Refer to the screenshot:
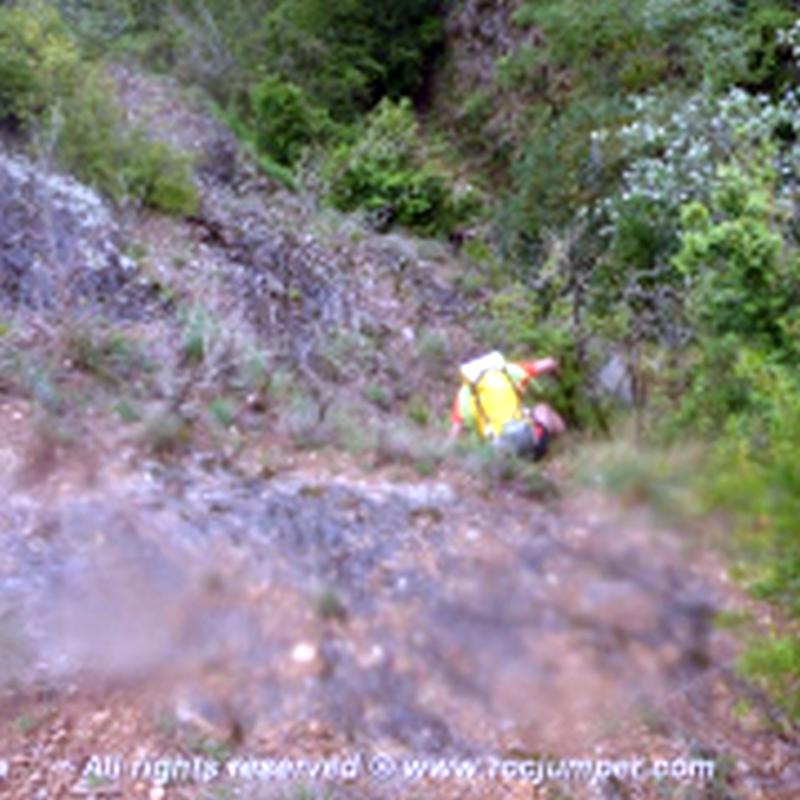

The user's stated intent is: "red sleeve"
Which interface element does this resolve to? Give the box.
[451,393,463,425]
[512,361,539,392]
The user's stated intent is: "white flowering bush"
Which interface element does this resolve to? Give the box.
[578,21,800,342]
[602,85,800,230]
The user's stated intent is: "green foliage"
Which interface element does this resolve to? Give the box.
[58,72,195,212]
[364,382,392,411]
[0,2,197,214]
[97,0,444,126]
[685,352,800,720]
[122,132,199,215]
[209,396,235,428]
[499,96,627,263]
[512,0,795,96]
[701,357,800,608]
[406,394,430,427]
[53,66,129,196]
[209,101,297,189]
[325,98,475,234]
[739,636,800,720]
[513,0,659,94]
[248,75,333,166]
[56,72,198,213]
[326,97,418,212]
[497,1,800,287]
[0,0,81,131]
[259,0,444,121]
[667,151,800,434]
[180,306,220,365]
[65,324,153,387]
[52,0,161,55]
[674,158,797,357]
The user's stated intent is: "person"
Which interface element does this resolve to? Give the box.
[447,351,565,460]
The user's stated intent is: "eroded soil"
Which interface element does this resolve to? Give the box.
[0,405,797,800]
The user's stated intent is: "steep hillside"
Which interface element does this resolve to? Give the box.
[0,2,798,798]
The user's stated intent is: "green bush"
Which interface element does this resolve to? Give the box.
[325,98,475,234]
[209,101,297,190]
[673,154,798,364]
[739,636,800,721]
[53,65,129,196]
[512,0,655,94]
[499,96,627,263]
[123,132,199,215]
[0,0,81,130]
[512,0,795,96]
[65,324,153,387]
[248,75,333,166]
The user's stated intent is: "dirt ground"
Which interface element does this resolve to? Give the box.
[0,396,798,800]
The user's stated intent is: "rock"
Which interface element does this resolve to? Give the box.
[0,151,152,315]
[396,483,457,510]
[291,642,317,665]
[174,690,233,741]
[597,353,635,406]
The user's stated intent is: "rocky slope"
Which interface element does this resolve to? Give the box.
[0,62,797,800]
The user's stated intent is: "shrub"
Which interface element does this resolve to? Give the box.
[513,0,795,96]
[141,411,192,457]
[0,0,81,131]
[122,132,199,215]
[739,636,800,721]
[209,396,235,428]
[64,324,153,387]
[406,394,430,427]
[665,152,800,437]
[64,0,445,124]
[364,383,392,411]
[700,357,800,609]
[324,98,476,235]
[54,67,130,198]
[209,101,297,189]
[499,95,627,264]
[512,0,657,94]
[0,3,197,214]
[674,162,794,357]
[248,75,333,167]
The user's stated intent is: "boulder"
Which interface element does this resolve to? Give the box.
[597,353,635,407]
[0,151,148,315]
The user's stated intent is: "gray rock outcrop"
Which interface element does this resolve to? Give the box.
[0,151,148,315]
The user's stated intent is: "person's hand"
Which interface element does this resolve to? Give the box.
[535,357,559,375]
